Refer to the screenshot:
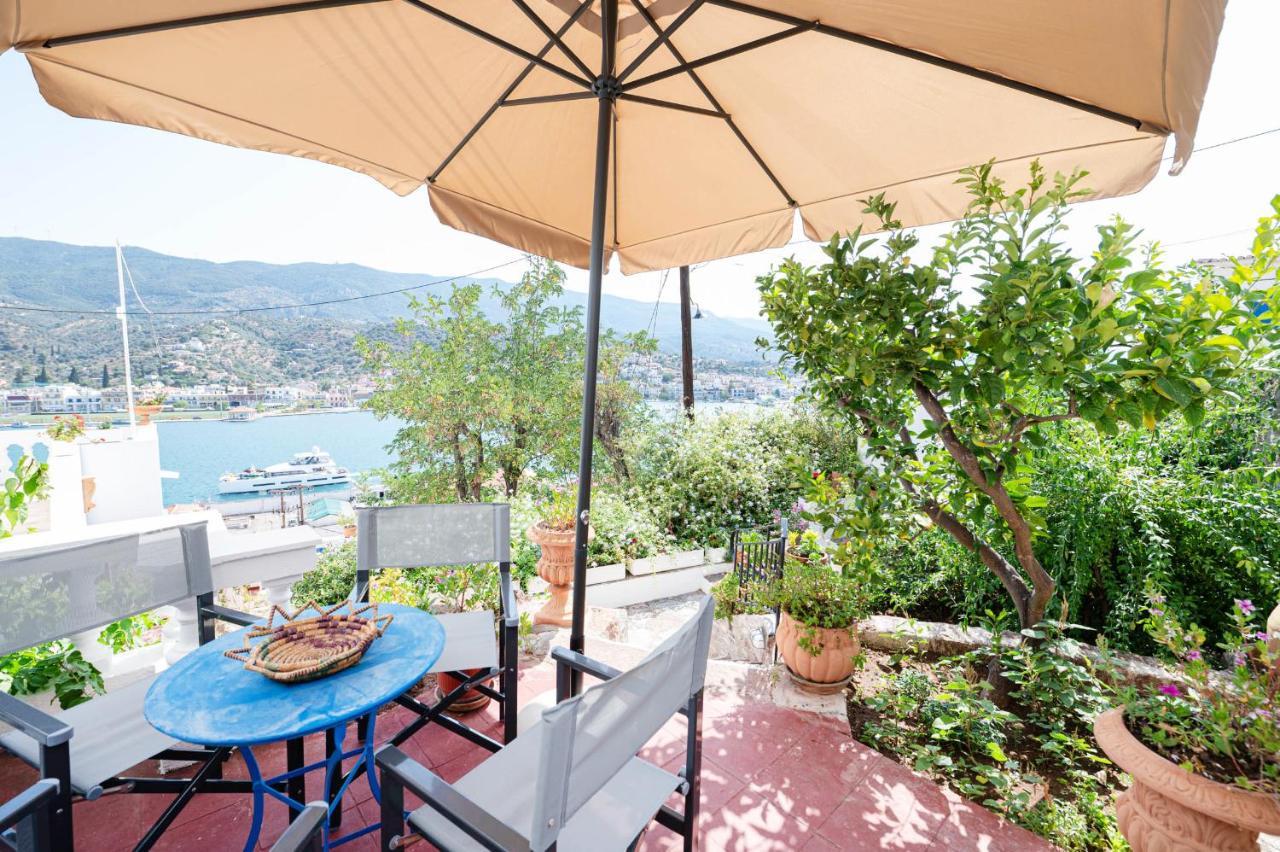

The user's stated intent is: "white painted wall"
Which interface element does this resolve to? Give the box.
[80,425,164,523]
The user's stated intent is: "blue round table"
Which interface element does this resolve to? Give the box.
[145,603,444,850]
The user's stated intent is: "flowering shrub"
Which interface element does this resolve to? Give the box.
[1118,593,1280,794]
[46,414,85,442]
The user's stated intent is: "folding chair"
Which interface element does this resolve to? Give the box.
[0,523,259,851]
[268,802,327,852]
[375,595,713,851]
[354,504,519,753]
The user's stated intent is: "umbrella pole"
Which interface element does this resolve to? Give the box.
[569,0,618,696]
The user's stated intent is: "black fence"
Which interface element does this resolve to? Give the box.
[729,520,787,621]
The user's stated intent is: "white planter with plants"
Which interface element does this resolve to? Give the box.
[673,549,704,569]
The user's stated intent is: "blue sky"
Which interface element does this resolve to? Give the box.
[1,3,1279,319]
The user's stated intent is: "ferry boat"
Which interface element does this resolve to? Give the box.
[217,448,350,495]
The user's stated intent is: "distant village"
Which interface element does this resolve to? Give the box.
[1,378,377,418]
[2,353,797,419]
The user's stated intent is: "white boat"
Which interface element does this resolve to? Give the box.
[217,448,350,495]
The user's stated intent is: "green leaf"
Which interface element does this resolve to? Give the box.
[986,742,1009,763]
[1203,334,1243,349]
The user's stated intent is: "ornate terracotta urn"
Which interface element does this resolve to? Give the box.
[526,523,585,628]
[1094,707,1280,851]
[775,611,858,691]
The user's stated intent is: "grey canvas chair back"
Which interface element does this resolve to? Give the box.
[0,523,212,656]
[357,504,510,570]
[530,596,715,850]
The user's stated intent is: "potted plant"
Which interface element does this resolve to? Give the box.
[1094,595,1280,851]
[46,414,86,442]
[424,564,501,714]
[708,572,775,664]
[757,558,867,692]
[132,392,166,424]
[526,487,588,628]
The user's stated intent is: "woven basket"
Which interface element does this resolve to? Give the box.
[225,601,393,683]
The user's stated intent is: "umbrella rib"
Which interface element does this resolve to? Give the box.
[508,0,595,81]
[615,0,706,84]
[403,0,592,91]
[616,93,727,119]
[427,0,595,184]
[704,0,1147,131]
[623,23,815,91]
[503,92,597,107]
[627,0,796,206]
[40,0,389,48]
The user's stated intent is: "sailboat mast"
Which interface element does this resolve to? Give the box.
[116,241,137,428]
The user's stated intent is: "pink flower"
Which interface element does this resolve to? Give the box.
[1158,684,1182,698]
[1233,652,1248,668]
[1185,649,1202,661]
[1236,599,1256,615]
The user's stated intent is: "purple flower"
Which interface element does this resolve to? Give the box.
[1255,632,1270,641]
[1237,599,1256,615]
[1158,684,1182,698]
[1233,652,1248,668]
[1185,649,1202,661]
[1150,593,1167,605]
[1149,607,1164,617]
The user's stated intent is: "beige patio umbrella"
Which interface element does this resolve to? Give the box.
[1,0,1227,683]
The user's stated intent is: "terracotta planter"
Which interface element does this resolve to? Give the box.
[1094,707,1280,851]
[342,524,357,539]
[776,610,858,687]
[436,669,491,714]
[527,523,588,628]
[132,403,162,424]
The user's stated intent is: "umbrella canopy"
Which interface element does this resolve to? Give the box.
[2,1,1224,273]
[1,0,1227,687]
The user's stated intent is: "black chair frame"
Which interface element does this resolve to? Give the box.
[353,558,519,756]
[0,599,278,852]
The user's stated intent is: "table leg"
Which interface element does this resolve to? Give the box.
[240,746,266,852]
[363,711,382,805]
[287,738,305,823]
[325,726,343,830]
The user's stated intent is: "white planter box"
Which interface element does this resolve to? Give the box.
[102,642,164,679]
[586,563,626,585]
[674,549,704,569]
[627,553,678,575]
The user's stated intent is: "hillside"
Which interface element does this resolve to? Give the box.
[0,237,774,372]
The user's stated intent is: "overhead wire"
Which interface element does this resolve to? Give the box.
[3,124,1278,318]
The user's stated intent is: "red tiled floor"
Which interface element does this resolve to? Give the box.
[813,755,951,850]
[12,656,1058,851]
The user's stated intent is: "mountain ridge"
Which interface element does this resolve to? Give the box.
[0,236,773,362]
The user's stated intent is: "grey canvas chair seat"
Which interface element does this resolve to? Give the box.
[0,676,175,799]
[377,595,714,852]
[408,717,682,851]
[429,611,498,675]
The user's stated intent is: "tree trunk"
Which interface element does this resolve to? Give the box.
[912,380,1056,630]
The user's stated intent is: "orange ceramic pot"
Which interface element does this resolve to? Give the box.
[132,404,162,425]
[1094,707,1280,851]
[436,669,492,714]
[526,523,588,628]
[775,611,858,685]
